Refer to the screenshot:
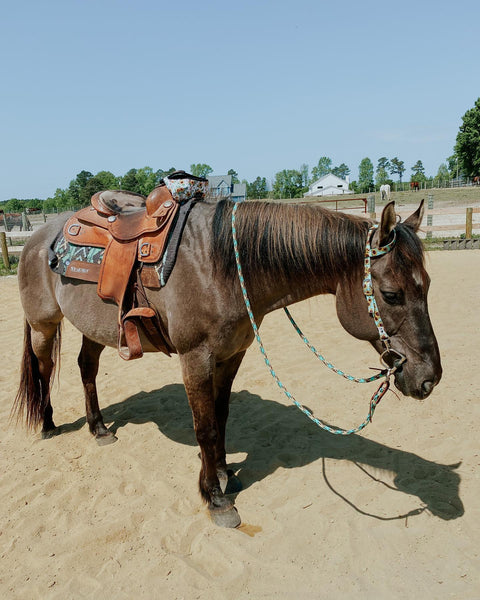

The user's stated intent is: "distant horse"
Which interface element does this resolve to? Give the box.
[380,184,391,202]
[410,181,420,191]
[13,198,442,527]
[473,176,480,186]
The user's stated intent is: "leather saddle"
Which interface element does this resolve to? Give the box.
[62,182,185,360]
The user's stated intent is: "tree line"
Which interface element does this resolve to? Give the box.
[2,97,480,210]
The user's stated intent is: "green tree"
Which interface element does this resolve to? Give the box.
[68,170,93,204]
[272,169,305,199]
[48,188,71,211]
[299,163,309,187]
[79,171,118,205]
[43,197,57,213]
[310,156,332,181]
[390,157,406,182]
[190,163,213,178]
[411,160,426,181]
[246,176,268,199]
[455,97,480,177]
[433,163,450,186]
[358,158,374,193]
[121,168,140,193]
[377,157,390,171]
[136,166,157,196]
[375,167,389,186]
[27,198,43,210]
[227,169,240,184]
[155,167,176,182]
[376,157,390,186]
[446,154,460,178]
[331,163,350,179]
[5,198,24,212]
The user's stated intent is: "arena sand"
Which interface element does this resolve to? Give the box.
[0,250,479,599]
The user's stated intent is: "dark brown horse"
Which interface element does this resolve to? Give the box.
[13,199,442,527]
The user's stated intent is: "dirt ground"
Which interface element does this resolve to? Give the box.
[1,247,479,599]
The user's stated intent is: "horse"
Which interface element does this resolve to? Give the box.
[473,176,480,186]
[410,181,420,191]
[380,184,391,202]
[13,197,442,527]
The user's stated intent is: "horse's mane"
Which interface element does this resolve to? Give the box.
[212,200,369,290]
[211,200,426,291]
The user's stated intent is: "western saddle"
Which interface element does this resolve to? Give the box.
[61,171,207,360]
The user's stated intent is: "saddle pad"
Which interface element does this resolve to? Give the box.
[49,235,105,282]
[48,197,196,288]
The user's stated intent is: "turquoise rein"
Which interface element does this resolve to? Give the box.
[231,201,399,436]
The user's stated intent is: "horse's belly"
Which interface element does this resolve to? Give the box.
[56,278,169,353]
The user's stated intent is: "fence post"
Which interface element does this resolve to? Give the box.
[425,194,434,239]
[2,211,9,232]
[466,207,473,239]
[367,195,376,219]
[0,232,10,270]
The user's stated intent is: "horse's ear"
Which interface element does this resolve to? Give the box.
[403,199,424,232]
[379,201,396,246]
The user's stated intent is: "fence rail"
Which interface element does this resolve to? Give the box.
[2,202,480,269]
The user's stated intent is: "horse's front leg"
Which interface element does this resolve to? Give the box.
[180,348,241,528]
[214,352,245,495]
[78,336,117,445]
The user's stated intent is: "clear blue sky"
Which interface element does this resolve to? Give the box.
[1,0,478,200]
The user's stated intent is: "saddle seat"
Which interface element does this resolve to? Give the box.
[92,190,147,215]
[63,184,180,360]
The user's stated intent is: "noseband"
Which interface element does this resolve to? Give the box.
[231,203,405,435]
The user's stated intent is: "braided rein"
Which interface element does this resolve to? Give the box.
[231,201,404,436]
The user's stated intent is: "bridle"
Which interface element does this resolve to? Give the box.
[231,202,406,435]
[363,224,407,376]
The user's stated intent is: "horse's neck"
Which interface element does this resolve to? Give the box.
[256,269,338,315]
[248,210,363,314]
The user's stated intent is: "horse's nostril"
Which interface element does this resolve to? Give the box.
[422,380,434,396]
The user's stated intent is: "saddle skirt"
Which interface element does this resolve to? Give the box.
[49,171,208,360]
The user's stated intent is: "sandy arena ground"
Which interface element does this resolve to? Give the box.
[0,250,479,599]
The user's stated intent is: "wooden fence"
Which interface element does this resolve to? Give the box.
[395,206,480,238]
[2,204,480,269]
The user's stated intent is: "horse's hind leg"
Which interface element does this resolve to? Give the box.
[13,320,62,438]
[32,326,59,438]
[78,336,117,446]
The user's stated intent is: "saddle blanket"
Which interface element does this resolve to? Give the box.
[49,195,196,288]
[50,233,171,288]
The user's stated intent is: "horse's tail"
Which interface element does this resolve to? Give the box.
[11,320,62,430]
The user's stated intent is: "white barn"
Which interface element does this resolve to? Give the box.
[305,173,353,197]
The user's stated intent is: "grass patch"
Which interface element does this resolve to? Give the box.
[0,256,19,275]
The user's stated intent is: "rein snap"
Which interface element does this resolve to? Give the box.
[231,202,404,436]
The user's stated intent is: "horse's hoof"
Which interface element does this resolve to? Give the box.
[95,432,118,446]
[209,506,241,528]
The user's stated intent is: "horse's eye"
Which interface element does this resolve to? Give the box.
[381,290,403,305]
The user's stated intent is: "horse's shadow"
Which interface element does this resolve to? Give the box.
[59,384,463,521]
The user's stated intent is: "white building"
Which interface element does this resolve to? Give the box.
[305,173,353,197]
